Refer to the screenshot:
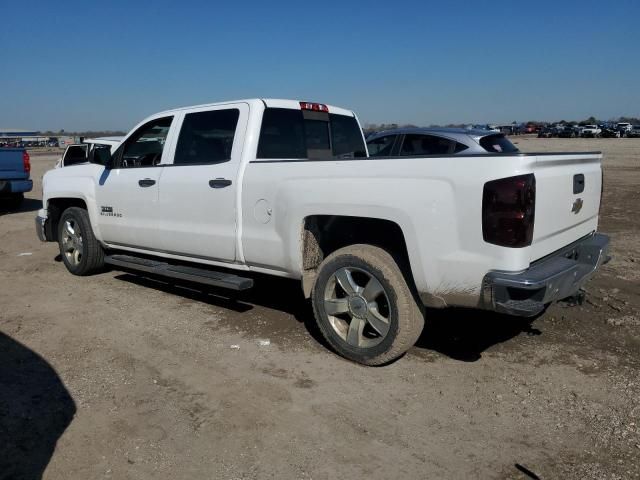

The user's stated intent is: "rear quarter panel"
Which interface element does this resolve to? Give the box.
[241,155,540,308]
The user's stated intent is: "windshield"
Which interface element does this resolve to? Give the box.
[478,134,519,154]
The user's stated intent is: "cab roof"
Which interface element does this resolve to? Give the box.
[155,98,355,118]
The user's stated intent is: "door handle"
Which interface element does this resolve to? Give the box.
[138,178,156,187]
[573,174,585,194]
[209,178,232,188]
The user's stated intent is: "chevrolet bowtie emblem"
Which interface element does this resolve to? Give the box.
[571,198,583,214]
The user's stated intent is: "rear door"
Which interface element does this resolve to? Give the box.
[530,153,602,261]
[155,103,249,262]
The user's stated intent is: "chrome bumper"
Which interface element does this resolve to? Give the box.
[35,215,48,242]
[483,233,610,317]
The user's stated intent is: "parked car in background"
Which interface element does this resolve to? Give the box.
[581,125,602,138]
[472,124,501,133]
[538,126,555,138]
[600,127,621,138]
[366,128,520,156]
[616,123,632,136]
[55,137,123,168]
[626,125,640,138]
[0,147,32,208]
[558,125,578,138]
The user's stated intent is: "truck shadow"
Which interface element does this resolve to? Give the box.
[0,331,76,479]
[414,308,541,362]
[112,272,541,363]
[113,271,321,336]
[0,197,42,215]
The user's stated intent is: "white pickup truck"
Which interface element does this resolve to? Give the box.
[581,125,602,138]
[36,99,609,365]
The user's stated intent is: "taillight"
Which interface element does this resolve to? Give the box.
[22,151,31,174]
[482,174,535,247]
[300,101,329,112]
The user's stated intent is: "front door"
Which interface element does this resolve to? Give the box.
[95,116,174,250]
[156,103,249,262]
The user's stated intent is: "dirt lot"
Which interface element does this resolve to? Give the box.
[1,137,638,479]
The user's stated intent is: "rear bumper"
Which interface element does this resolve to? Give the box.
[483,233,610,317]
[0,179,32,195]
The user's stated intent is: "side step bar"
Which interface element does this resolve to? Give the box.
[104,254,253,291]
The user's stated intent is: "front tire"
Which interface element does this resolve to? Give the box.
[58,207,105,275]
[311,244,424,365]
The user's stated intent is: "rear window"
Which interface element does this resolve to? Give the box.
[304,119,331,151]
[257,108,366,159]
[479,134,519,154]
[329,114,367,159]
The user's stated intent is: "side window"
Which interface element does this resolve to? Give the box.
[367,135,397,157]
[400,134,455,156]
[174,109,240,165]
[454,142,469,153]
[90,144,112,165]
[257,108,306,159]
[117,116,173,168]
[479,134,519,153]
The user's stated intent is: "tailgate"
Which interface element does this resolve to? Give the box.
[0,149,27,180]
[530,152,602,262]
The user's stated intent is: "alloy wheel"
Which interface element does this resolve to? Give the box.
[323,267,392,348]
[61,219,83,266]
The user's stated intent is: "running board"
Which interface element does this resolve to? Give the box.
[104,254,253,291]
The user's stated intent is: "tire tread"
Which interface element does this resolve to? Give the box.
[58,207,104,276]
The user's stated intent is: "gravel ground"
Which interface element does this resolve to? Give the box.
[0,137,638,479]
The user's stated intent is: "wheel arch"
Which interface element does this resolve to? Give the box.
[299,215,421,299]
[46,197,89,242]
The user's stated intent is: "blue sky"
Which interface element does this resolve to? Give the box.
[1,0,638,131]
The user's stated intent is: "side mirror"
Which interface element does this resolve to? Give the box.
[62,144,88,167]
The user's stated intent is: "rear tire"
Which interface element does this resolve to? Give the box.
[311,244,424,365]
[58,207,105,276]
